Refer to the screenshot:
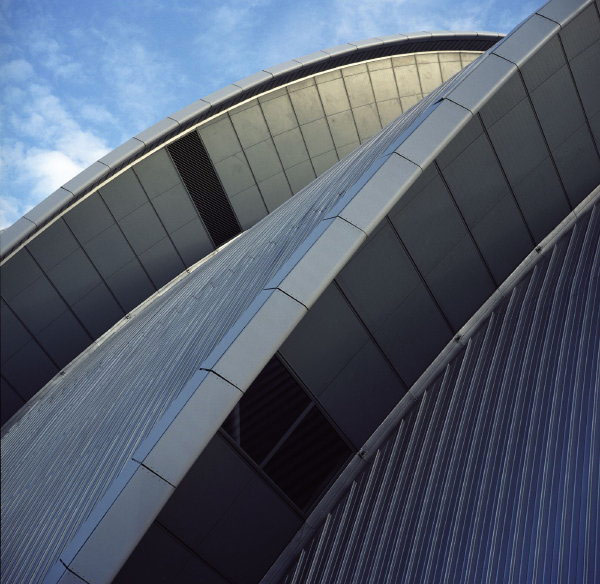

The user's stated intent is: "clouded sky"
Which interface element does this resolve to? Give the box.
[0,0,538,228]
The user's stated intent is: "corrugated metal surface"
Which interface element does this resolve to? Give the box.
[276,203,600,584]
[0,62,467,584]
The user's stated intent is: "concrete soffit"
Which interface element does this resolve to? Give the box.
[43,7,580,581]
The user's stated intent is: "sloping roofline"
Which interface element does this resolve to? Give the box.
[0,31,501,262]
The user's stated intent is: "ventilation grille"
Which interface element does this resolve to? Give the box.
[223,356,352,512]
[167,131,241,248]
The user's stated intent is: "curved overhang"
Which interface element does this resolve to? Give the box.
[0,31,500,262]
[0,34,499,424]
[1,0,600,582]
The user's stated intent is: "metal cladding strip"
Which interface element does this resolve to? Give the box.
[268,200,600,584]
[0,31,502,263]
[1,50,477,584]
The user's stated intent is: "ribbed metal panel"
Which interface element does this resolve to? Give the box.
[276,203,600,584]
[167,130,241,247]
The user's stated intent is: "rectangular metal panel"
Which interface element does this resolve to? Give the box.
[377,98,403,126]
[1,339,57,400]
[230,105,271,149]
[26,219,79,271]
[344,72,376,108]
[569,40,600,143]
[389,166,495,330]
[353,103,383,142]
[316,77,351,116]
[273,127,310,169]
[280,284,371,398]
[214,153,256,196]
[36,309,91,366]
[118,201,168,255]
[1,377,24,425]
[260,94,298,136]
[81,224,137,279]
[327,110,360,149]
[300,118,335,157]
[151,183,201,233]
[64,193,114,244]
[139,237,185,289]
[245,139,284,182]
[1,300,32,364]
[229,186,269,230]
[285,160,316,193]
[169,217,215,265]
[318,341,406,448]
[312,149,338,176]
[258,172,293,212]
[288,85,325,125]
[133,149,182,200]
[370,67,400,102]
[99,169,148,220]
[105,258,155,312]
[71,282,124,339]
[197,116,242,164]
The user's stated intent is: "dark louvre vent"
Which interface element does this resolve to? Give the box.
[223,357,310,464]
[167,131,241,247]
[264,406,351,511]
[223,355,352,512]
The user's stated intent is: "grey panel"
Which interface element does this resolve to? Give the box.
[71,283,124,339]
[1,339,57,400]
[159,433,301,584]
[273,128,310,169]
[285,160,316,194]
[344,72,375,108]
[229,186,269,230]
[37,310,91,366]
[105,258,155,312]
[393,57,422,97]
[230,105,271,149]
[195,463,301,584]
[135,118,179,147]
[301,118,335,157]
[389,167,495,329]
[26,219,79,271]
[317,77,351,116]
[81,224,137,279]
[553,123,600,206]
[64,193,114,244]
[139,237,185,289]
[152,184,199,233]
[319,341,405,448]
[416,58,443,94]
[439,118,533,281]
[570,40,600,142]
[118,202,168,255]
[337,222,453,384]
[45,248,104,305]
[134,149,182,200]
[529,65,586,150]
[99,138,144,171]
[214,153,256,196]
[484,95,570,240]
[327,110,360,149]
[245,139,284,182]
[258,172,293,212]
[0,245,45,301]
[115,523,228,584]
[353,103,382,142]
[260,94,298,136]
[312,149,338,176]
[62,161,109,197]
[370,67,400,102]
[288,85,324,125]
[0,217,36,258]
[1,300,31,364]
[280,284,371,398]
[8,273,68,334]
[377,98,403,126]
[559,3,600,59]
[170,217,214,265]
[99,169,148,220]
[1,377,23,425]
[198,118,242,163]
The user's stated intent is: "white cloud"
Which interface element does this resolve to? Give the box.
[0,58,34,82]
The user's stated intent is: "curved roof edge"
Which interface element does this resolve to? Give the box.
[0,31,501,263]
[43,0,599,580]
[260,183,600,584]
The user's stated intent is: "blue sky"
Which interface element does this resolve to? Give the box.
[0,0,538,228]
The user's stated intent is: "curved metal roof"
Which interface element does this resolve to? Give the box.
[2,0,599,581]
[0,32,500,262]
